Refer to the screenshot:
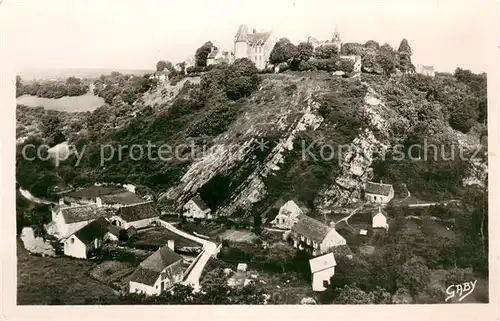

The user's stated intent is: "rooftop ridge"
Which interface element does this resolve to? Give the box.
[119,200,152,208]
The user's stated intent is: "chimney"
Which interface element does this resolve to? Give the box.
[253,29,256,34]
[380,180,383,184]
[96,197,103,207]
[167,240,175,251]
[58,198,65,205]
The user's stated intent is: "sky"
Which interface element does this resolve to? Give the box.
[3,0,497,73]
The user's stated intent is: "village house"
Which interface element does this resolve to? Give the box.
[290,214,347,256]
[339,55,362,73]
[108,201,160,229]
[234,24,275,70]
[364,181,394,204]
[63,217,116,259]
[415,64,436,77]
[307,27,342,53]
[49,203,110,238]
[207,48,235,66]
[271,200,303,229]
[182,195,212,220]
[372,207,389,230]
[309,252,336,292]
[129,244,184,296]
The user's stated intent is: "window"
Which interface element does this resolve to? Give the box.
[254,56,257,62]
[70,238,74,244]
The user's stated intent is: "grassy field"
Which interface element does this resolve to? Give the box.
[131,227,202,249]
[17,242,117,305]
[219,229,258,243]
[89,260,136,291]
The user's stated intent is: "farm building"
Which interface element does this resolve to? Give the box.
[109,201,160,229]
[63,217,116,259]
[49,204,110,238]
[271,200,302,229]
[129,245,184,296]
[62,185,144,208]
[291,215,346,256]
[364,181,394,204]
[182,195,212,220]
[372,207,389,229]
[309,252,336,292]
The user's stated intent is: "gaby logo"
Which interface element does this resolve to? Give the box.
[445,280,477,302]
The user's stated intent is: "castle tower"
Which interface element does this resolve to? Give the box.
[234,24,249,59]
[332,26,342,53]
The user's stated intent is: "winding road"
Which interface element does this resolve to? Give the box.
[158,220,218,292]
[19,188,55,205]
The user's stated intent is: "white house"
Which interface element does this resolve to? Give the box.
[364,181,394,204]
[291,214,346,256]
[182,196,212,220]
[272,200,302,229]
[415,64,436,77]
[372,207,389,229]
[309,252,336,292]
[108,201,160,229]
[63,217,115,259]
[50,204,110,238]
[339,55,362,73]
[129,245,184,296]
[207,48,235,66]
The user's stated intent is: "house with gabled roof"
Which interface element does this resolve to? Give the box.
[129,245,184,296]
[62,185,144,208]
[182,195,212,220]
[372,207,389,229]
[271,200,302,229]
[291,214,346,256]
[63,217,115,259]
[50,203,111,238]
[415,64,436,77]
[109,201,160,229]
[207,48,235,66]
[364,181,394,204]
[309,252,337,292]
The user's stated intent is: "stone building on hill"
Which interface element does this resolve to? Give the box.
[234,24,275,70]
[364,181,394,204]
[415,64,436,77]
[48,203,111,238]
[109,201,160,229]
[290,214,346,256]
[182,195,212,220]
[207,48,235,67]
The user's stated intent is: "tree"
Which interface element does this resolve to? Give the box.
[296,42,314,61]
[364,40,380,50]
[397,38,414,73]
[397,256,430,296]
[314,44,338,59]
[269,38,298,64]
[334,284,375,304]
[225,58,260,100]
[253,212,262,235]
[341,42,363,56]
[156,60,168,72]
[195,41,216,67]
[41,115,62,139]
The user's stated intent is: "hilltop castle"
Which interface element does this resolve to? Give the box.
[234,25,275,70]
[307,27,342,53]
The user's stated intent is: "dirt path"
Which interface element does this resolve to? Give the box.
[19,188,55,205]
[157,220,217,292]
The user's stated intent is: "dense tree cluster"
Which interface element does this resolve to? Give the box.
[16,76,89,98]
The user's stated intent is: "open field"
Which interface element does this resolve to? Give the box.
[89,260,136,291]
[130,226,202,249]
[219,229,258,243]
[17,241,117,305]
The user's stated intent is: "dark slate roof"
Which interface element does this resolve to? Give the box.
[235,24,249,42]
[107,223,121,237]
[292,214,336,243]
[73,217,109,245]
[130,245,183,286]
[365,182,393,196]
[100,191,144,205]
[65,186,127,199]
[247,32,271,45]
[207,49,219,59]
[61,204,110,223]
[372,207,388,218]
[126,226,137,237]
[117,201,159,222]
[191,195,209,211]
